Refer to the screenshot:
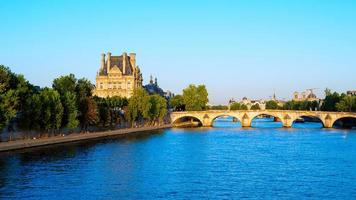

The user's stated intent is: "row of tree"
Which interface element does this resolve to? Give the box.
[0,65,168,140]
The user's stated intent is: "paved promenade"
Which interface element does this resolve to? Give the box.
[0,125,172,152]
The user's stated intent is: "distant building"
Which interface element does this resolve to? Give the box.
[293,90,318,101]
[240,97,266,110]
[93,52,143,98]
[144,75,164,96]
[143,76,173,100]
[347,90,356,96]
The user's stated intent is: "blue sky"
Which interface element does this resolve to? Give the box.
[0,0,355,104]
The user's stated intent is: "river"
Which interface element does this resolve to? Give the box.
[1,117,356,199]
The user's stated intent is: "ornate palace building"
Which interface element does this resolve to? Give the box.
[93,52,143,98]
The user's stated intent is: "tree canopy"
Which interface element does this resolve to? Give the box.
[182,84,208,111]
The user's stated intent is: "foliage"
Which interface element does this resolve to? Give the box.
[208,105,228,110]
[265,100,279,110]
[336,95,356,112]
[78,97,98,131]
[229,102,247,110]
[147,94,167,125]
[321,89,341,111]
[95,96,128,128]
[169,95,185,111]
[283,100,319,111]
[125,88,151,126]
[0,65,35,131]
[250,104,260,110]
[19,94,42,131]
[182,84,208,111]
[52,74,77,95]
[39,88,64,132]
[61,92,79,129]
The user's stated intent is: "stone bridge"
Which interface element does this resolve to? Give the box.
[170,110,356,128]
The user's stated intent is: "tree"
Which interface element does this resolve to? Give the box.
[169,95,185,111]
[52,74,77,95]
[148,94,167,125]
[75,78,94,98]
[19,94,42,131]
[250,104,260,110]
[182,84,208,111]
[95,96,128,128]
[0,90,18,131]
[61,92,79,129]
[39,88,63,133]
[265,100,278,110]
[336,96,356,112]
[209,105,228,110]
[0,65,35,131]
[78,97,98,131]
[125,88,151,127]
[229,102,247,110]
[321,89,341,111]
[52,74,79,130]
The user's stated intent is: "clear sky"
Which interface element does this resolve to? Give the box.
[1,0,355,104]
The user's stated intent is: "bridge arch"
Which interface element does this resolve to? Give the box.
[172,115,204,127]
[249,112,284,128]
[291,114,324,128]
[210,114,242,128]
[331,115,356,129]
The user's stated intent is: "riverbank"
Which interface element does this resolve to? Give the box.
[0,124,172,153]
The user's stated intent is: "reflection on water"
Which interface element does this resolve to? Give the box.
[1,118,356,199]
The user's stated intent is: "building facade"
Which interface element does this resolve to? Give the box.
[93,52,143,98]
[293,90,318,101]
[347,90,356,96]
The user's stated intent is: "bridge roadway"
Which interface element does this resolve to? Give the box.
[170,110,356,128]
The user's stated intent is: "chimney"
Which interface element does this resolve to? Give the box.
[101,53,106,72]
[107,52,111,73]
[129,53,136,69]
[123,52,127,75]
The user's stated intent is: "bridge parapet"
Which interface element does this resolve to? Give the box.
[170,110,356,128]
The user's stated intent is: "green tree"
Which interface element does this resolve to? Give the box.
[229,102,247,110]
[230,102,240,110]
[95,96,128,128]
[125,88,151,127]
[250,104,260,110]
[61,92,79,129]
[52,74,77,95]
[76,78,94,98]
[148,94,167,125]
[0,65,35,131]
[0,90,18,131]
[209,105,228,110]
[336,95,356,112]
[19,94,42,131]
[39,88,64,133]
[321,89,341,111]
[265,100,278,110]
[182,84,208,111]
[169,95,185,111]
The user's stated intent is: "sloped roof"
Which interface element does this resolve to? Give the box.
[109,55,133,75]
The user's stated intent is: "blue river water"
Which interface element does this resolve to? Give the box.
[1,117,356,199]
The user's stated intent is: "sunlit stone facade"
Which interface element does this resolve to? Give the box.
[93,52,143,98]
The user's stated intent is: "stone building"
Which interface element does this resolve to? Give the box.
[144,75,164,96]
[347,90,356,96]
[93,52,143,98]
[293,90,318,101]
